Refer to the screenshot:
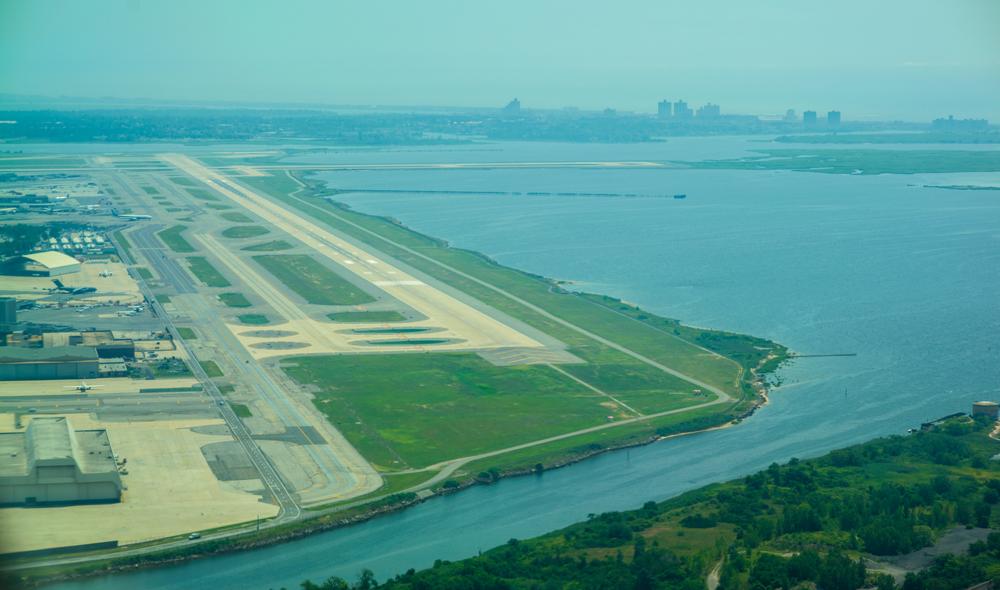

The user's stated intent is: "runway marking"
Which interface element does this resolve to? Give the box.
[373,280,424,286]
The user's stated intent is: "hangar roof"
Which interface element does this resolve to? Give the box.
[21,250,80,269]
[0,345,98,364]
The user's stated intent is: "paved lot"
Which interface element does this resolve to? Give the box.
[0,413,278,554]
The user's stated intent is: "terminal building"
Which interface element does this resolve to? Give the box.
[2,250,81,277]
[0,417,122,505]
[0,346,99,380]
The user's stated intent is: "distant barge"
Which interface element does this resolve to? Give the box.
[673,194,687,199]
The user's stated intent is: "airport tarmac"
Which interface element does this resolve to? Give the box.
[0,413,278,554]
[0,377,200,398]
[0,260,141,306]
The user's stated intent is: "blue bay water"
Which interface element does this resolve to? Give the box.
[47,139,1000,589]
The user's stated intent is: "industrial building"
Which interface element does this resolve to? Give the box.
[4,250,81,277]
[0,346,99,380]
[0,417,122,506]
[0,296,15,335]
[973,401,999,419]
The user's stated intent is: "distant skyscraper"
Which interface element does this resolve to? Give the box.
[827,111,841,126]
[803,110,818,126]
[673,100,692,119]
[657,99,672,118]
[503,98,521,115]
[783,109,798,122]
[697,103,721,118]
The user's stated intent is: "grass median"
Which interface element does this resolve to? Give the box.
[252,254,375,305]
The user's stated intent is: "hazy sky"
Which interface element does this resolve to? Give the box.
[2,0,999,120]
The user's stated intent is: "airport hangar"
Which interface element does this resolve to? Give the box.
[0,417,122,505]
[2,250,81,277]
[0,346,100,380]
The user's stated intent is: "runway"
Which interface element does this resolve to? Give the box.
[160,153,551,358]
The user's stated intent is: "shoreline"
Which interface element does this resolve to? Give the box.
[11,350,788,588]
[5,164,791,587]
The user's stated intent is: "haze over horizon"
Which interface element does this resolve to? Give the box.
[2,0,999,120]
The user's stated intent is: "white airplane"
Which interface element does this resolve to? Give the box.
[64,382,105,392]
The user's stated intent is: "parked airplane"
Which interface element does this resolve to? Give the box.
[64,382,104,392]
[51,279,97,295]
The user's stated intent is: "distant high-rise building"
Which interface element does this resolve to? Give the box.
[697,103,721,118]
[803,110,818,126]
[783,109,798,122]
[503,98,521,115]
[657,100,672,118]
[602,107,617,117]
[827,111,841,126]
[673,100,692,119]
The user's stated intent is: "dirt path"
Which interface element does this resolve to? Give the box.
[706,558,723,590]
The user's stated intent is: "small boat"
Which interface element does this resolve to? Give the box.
[673,193,687,199]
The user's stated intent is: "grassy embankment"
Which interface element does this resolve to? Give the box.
[684,149,1000,175]
[301,415,1000,590]
[185,256,230,288]
[240,172,787,476]
[156,225,194,253]
[221,225,269,239]
[252,254,375,306]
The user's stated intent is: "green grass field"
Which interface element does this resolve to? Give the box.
[242,239,293,251]
[221,225,269,239]
[141,186,159,195]
[187,188,219,201]
[685,148,1000,175]
[237,169,787,474]
[220,211,254,223]
[113,231,133,261]
[155,293,171,304]
[134,266,153,280]
[284,353,629,469]
[252,254,375,305]
[156,225,195,253]
[186,256,231,287]
[170,176,197,187]
[218,292,252,307]
[237,313,269,325]
[228,402,252,417]
[176,327,197,339]
[327,310,407,323]
[199,360,224,378]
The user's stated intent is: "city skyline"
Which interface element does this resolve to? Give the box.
[2,0,999,120]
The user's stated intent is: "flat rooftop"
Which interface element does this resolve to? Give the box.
[0,417,116,477]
